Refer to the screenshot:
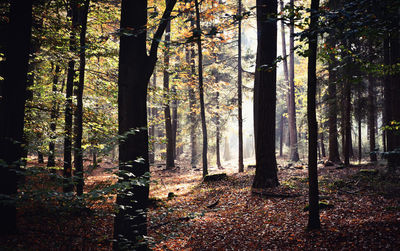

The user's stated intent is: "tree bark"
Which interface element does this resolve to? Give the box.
[288,0,299,162]
[194,0,208,177]
[238,0,244,172]
[48,65,61,169]
[0,0,33,235]
[216,91,222,168]
[148,72,156,164]
[64,0,79,193]
[171,85,178,159]
[327,43,341,163]
[279,113,284,157]
[189,43,198,167]
[74,0,90,196]
[343,66,352,166]
[358,113,362,163]
[320,130,326,158]
[252,0,279,189]
[163,18,174,169]
[306,0,321,230]
[114,0,177,249]
[279,0,289,159]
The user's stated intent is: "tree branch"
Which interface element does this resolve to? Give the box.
[148,0,178,74]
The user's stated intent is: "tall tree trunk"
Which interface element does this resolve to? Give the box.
[358,114,362,163]
[279,0,289,159]
[385,30,400,154]
[367,76,377,162]
[74,0,90,196]
[279,113,284,157]
[327,42,341,163]
[194,0,208,177]
[163,18,174,169]
[306,0,321,230]
[0,0,33,235]
[288,0,299,162]
[237,0,244,172]
[224,136,230,161]
[252,0,279,189]
[48,66,65,170]
[320,131,326,158]
[171,86,178,159]
[343,69,352,166]
[64,0,79,193]
[216,91,222,168]
[383,37,390,152]
[189,44,198,167]
[48,65,60,169]
[148,72,156,164]
[114,0,176,249]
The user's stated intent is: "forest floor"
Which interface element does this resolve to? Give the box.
[1,157,400,250]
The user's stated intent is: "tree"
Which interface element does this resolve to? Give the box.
[367,74,377,161]
[326,0,341,164]
[288,0,300,162]
[47,64,62,169]
[237,0,244,173]
[194,0,208,177]
[74,0,90,196]
[0,0,33,235]
[306,0,321,230]
[63,0,79,193]
[252,0,279,189]
[163,13,174,169]
[114,0,177,249]
[188,42,198,168]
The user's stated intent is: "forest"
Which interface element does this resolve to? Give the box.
[0,0,399,250]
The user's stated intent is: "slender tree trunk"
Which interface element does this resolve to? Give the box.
[288,0,299,162]
[74,0,90,196]
[320,131,326,158]
[358,114,362,163]
[0,0,33,235]
[383,37,390,152]
[279,0,289,159]
[189,44,198,167]
[194,0,208,177]
[64,0,79,193]
[216,91,222,168]
[343,71,352,166]
[224,136,230,161]
[48,65,61,168]
[327,42,341,163]
[279,113,284,157]
[163,19,174,169]
[148,72,156,164]
[306,0,321,230]
[171,86,178,159]
[252,0,279,189]
[238,0,244,172]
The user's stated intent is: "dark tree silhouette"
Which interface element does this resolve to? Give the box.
[306,0,321,230]
[0,0,33,235]
[252,0,279,189]
[114,0,177,249]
